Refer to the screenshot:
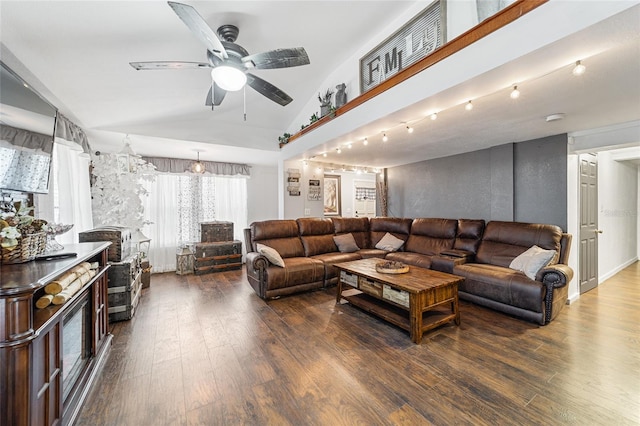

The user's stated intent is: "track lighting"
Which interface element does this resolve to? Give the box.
[382,133,388,142]
[363,137,368,146]
[465,100,473,111]
[430,113,438,120]
[510,85,520,99]
[322,152,327,157]
[572,60,586,76]
[336,147,342,154]
[347,143,352,149]
[406,125,414,134]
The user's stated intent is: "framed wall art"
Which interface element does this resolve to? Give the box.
[323,175,341,216]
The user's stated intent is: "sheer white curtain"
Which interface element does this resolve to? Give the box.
[141,173,247,272]
[34,140,93,244]
[212,176,248,249]
[141,174,179,273]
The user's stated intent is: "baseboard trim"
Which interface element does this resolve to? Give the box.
[600,257,639,284]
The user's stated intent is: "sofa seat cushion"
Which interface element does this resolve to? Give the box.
[356,248,388,259]
[385,252,433,269]
[264,257,325,290]
[454,263,544,313]
[311,252,362,280]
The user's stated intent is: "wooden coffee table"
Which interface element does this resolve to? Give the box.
[334,258,463,344]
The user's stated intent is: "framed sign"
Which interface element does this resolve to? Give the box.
[308,179,321,201]
[360,0,445,93]
[323,175,341,216]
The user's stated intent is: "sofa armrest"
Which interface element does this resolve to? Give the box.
[537,263,574,287]
[538,263,574,325]
[246,251,269,271]
[431,255,469,274]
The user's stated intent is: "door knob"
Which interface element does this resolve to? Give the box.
[595,229,603,234]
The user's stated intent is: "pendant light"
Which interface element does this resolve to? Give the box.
[192,151,205,174]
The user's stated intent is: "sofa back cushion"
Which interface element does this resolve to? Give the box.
[296,218,338,256]
[331,217,370,249]
[369,218,413,249]
[453,219,486,253]
[405,218,457,255]
[476,221,562,267]
[250,220,305,258]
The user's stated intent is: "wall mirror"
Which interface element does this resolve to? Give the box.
[0,61,57,194]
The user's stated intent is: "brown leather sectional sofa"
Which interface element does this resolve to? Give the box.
[244,217,573,325]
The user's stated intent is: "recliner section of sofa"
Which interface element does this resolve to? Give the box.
[297,217,362,286]
[452,221,573,325]
[245,216,573,325]
[245,219,325,299]
[386,218,458,269]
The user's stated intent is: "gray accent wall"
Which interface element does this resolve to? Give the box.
[386,134,568,230]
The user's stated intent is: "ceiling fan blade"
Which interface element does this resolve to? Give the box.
[205,82,227,106]
[246,73,293,106]
[129,61,211,70]
[242,47,310,70]
[167,1,228,59]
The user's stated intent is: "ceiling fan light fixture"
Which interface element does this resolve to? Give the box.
[211,66,247,91]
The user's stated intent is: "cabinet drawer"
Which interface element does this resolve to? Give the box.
[358,277,383,297]
[340,271,358,288]
[382,284,410,308]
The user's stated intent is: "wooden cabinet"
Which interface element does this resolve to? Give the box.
[1,242,112,426]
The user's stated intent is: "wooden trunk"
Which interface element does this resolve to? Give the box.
[189,240,242,275]
[79,226,132,262]
[107,253,142,322]
[200,221,234,243]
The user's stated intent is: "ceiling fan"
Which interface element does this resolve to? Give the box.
[129,1,310,108]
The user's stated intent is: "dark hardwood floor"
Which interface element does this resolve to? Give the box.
[76,261,640,425]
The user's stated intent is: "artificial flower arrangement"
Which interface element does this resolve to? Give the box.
[0,201,47,256]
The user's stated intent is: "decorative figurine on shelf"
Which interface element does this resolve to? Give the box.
[318,88,334,117]
[335,83,347,108]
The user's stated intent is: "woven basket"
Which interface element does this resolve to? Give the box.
[1,232,47,264]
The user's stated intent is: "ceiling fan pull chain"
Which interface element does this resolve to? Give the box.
[211,81,215,111]
[243,85,247,121]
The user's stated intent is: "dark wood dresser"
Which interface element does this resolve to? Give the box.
[1,242,112,426]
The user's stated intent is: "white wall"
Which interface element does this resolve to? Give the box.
[247,165,279,225]
[282,160,325,219]
[597,152,639,282]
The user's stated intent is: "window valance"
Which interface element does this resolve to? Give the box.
[0,124,54,153]
[142,156,251,176]
[55,113,92,154]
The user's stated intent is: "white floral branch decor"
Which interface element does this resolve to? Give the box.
[90,153,156,230]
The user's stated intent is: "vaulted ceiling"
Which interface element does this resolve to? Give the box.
[1,1,639,168]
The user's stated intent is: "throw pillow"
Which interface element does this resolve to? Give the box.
[509,245,557,280]
[375,232,405,252]
[256,243,285,267]
[333,233,360,253]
